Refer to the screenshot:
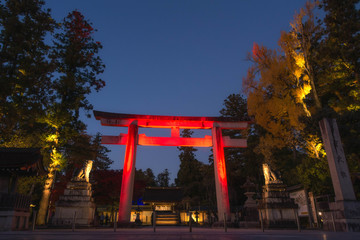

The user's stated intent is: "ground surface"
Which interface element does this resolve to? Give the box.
[1,227,360,240]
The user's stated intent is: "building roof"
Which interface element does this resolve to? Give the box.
[0,148,46,175]
[143,187,183,203]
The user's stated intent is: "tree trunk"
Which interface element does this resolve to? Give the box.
[36,167,55,225]
[309,73,322,110]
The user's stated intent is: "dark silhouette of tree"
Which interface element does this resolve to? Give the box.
[92,170,122,209]
[0,0,55,144]
[175,129,205,206]
[157,168,170,187]
[36,10,106,224]
[219,94,262,206]
[64,133,112,172]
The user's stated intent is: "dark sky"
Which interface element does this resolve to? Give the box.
[46,0,309,182]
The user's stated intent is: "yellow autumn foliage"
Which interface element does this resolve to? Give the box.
[305,135,326,159]
[347,104,360,111]
[294,54,305,69]
[245,3,320,163]
[46,134,58,144]
[49,148,64,169]
[18,69,26,75]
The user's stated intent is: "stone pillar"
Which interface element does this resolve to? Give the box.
[319,118,360,232]
[212,123,230,222]
[118,121,138,222]
[319,118,356,201]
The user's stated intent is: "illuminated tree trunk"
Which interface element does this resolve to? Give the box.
[36,130,62,225]
[36,167,55,225]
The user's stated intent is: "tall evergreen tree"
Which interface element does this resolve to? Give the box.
[0,1,109,223]
[316,0,360,197]
[144,168,157,187]
[316,0,360,113]
[219,94,262,205]
[64,133,112,171]
[157,168,170,187]
[51,10,105,120]
[134,168,157,187]
[36,10,106,224]
[0,0,55,145]
[175,129,205,205]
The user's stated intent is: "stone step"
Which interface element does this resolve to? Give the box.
[156,220,178,225]
[156,215,178,217]
[155,212,179,225]
[156,217,178,221]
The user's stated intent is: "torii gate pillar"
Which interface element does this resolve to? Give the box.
[212,123,231,221]
[118,121,138,222]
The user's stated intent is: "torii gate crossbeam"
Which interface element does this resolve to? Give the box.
[94,111,249,222]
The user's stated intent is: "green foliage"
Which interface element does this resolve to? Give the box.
[44,10,107,170]
[175,129,207,205]
[296,156,333,195]
[0,1,108,224]
[51,10,105,120]
[64,133,112,171]
[176,130,202,186]
[133,168,157,202]
[199,163,216,210]
[135,168,157,187]
[0,0,55,145]
[16,175,46,208]
[0,2,109,168]
[220,94,249,120]
[316,0,360,113]
[314,0,360,195]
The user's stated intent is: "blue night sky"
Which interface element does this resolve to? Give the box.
[45,0,309,182]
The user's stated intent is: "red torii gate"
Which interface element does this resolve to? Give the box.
[94,110,249,222]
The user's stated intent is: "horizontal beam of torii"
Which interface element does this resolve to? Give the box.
[93,110,250,223]
[101,133,247,148]
[94,111,249,129]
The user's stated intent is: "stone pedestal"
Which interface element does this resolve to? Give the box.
[322,201,360,232]
[258,183,298,229]
[53,181,95,226]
